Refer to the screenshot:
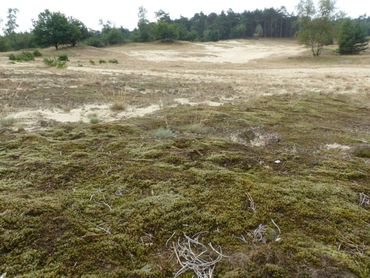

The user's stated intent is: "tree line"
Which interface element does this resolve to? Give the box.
[0,1,368,55]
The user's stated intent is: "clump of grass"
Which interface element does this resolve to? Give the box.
[181,123,208,134]
[8,51,35,62]
[99,59,106,64]
[153,128,175,139]
[33,50,42,57]
[89,60,96,65]
[43,57,67,69]
[109,59,118,64]
[353,145,370,158]
[88,113,100,124]
[110,102,126,111]
[8,54,16,61]
[58,53,69,61]
[0,117,17,127]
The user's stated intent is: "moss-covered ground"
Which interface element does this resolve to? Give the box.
[1,93,369,277]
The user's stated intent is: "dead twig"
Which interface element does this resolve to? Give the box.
[359,192,369,207]
[252,224,267,244]
[172,233,226,278]
[96,224,111,235]
[245,192,256,212]
[251,219,282,244]
[271,219,282,242]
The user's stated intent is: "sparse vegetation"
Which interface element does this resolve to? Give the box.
[43,57,67,68]
[99,59,106,64]
[108,59,118,64]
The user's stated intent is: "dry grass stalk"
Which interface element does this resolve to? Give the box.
[246,192,256,212]
[359,193,369,207]
[172,234,225,278]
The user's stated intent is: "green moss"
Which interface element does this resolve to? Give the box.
[1,94,370,276]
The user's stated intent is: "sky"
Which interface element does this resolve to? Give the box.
[0,0,369,32]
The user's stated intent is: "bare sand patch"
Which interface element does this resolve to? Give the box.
[126,40,305,64]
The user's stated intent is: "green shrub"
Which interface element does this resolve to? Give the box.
[88,113,99,124]
[153,128,176,139]
[99,59,106,64]
[33,50,42,57]
[9,51,35,62]
[109,59,118,64]
[89,60,96,65]
[58,54,69,61]
[84,36,105,48]
[8,54,16,61]
[43,57,67,68]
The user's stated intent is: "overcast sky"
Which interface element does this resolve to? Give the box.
[0,0,369,32]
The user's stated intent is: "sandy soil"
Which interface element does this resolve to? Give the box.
[1,39,370,130]
[126,40,305,63]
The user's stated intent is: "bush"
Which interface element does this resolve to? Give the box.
[99,59,106,64]
[8,54,16,61]
[58,54,69,61]
[8,52,35,62]
[33,50,42,57]
[84,36,105,48]
[89,60,96,65]
[108,59,118,64]
[43,57,67,68]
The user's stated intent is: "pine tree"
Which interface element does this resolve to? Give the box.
[338,19,368,55]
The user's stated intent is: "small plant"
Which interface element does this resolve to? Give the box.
[108,59,118,64]
[99,59,106,64]
[58,54,69,61]
[0,117,17,127]
[33,50,42,57]
[88,113,99,124]
[110,102,125,111]
[89,60,96,65]
[153,128,175,139]
[43,57,67,68]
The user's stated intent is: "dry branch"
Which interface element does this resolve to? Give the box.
[172,234,226,278]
